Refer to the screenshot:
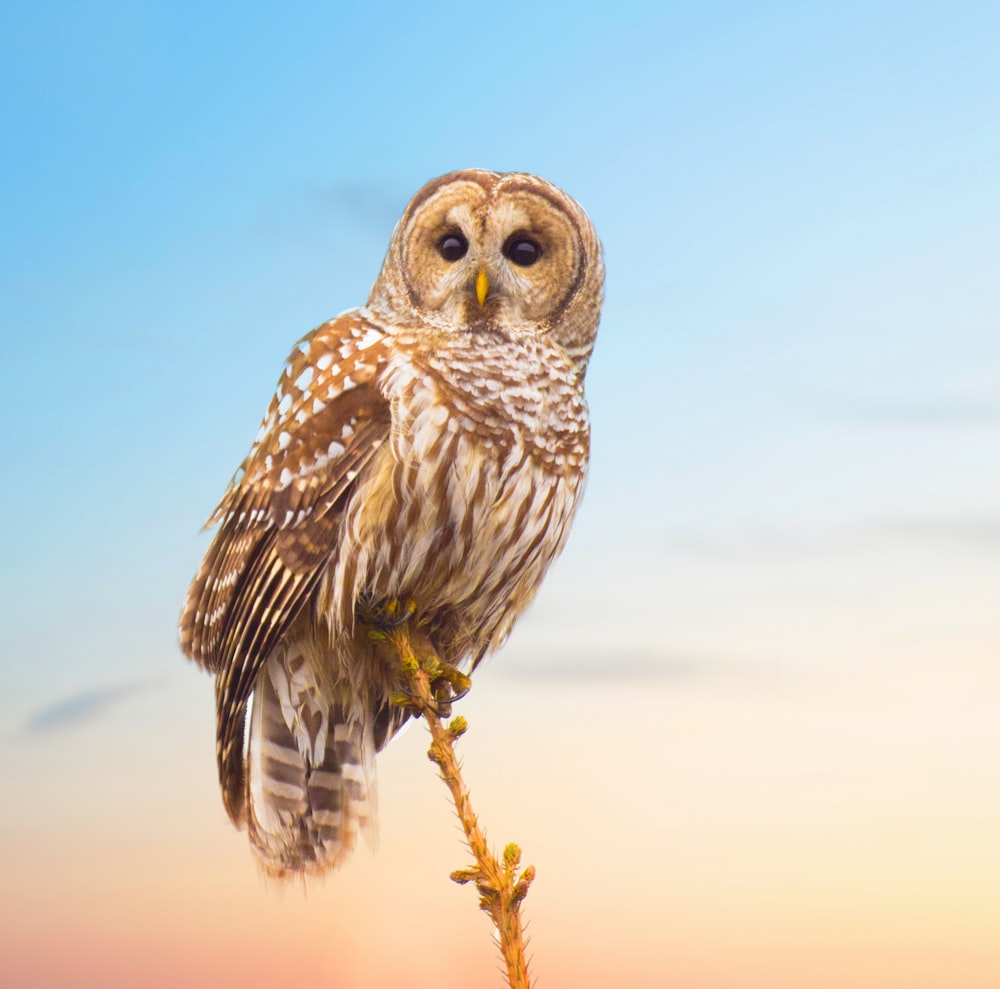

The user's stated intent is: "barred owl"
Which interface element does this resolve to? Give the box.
[179,170,604,876]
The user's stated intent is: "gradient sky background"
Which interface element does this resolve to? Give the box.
[2,2,999,987]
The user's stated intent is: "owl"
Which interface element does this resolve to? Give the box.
[179,169,604,877]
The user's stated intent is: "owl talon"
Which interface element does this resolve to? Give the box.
[392,683,454,719]
[428,663,472,711]
[358,596,417,630]
[432,681,470,706]
[392,661,469,718]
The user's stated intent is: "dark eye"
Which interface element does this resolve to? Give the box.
[503,234,542,268]
[503,235,543,267]
[438,232,468,262]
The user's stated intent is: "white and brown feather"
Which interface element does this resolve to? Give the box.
[179,169,603,876]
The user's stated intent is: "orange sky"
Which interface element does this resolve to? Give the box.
[3,649,998,989]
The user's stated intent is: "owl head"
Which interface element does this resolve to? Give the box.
[369,170,604,371]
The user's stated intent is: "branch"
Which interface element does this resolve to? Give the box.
[385,624,535,989]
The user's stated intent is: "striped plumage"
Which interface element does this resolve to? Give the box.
[180,170,604,876]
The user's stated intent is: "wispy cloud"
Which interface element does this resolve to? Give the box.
[500,652,729,684]
[252,180,408,247]
[309,181,408,232]
[660,527,856,563]
[658,514,1000,563]
[874,517,1000,549]
[24,680,156,735]
[812,395,1000,427]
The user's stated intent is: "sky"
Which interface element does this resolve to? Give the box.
[1,1,999,986]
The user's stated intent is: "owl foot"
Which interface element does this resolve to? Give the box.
[426,662,472,718]
[391,656,472,718]
[357,596,417,630]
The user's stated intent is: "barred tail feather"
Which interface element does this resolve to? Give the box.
[244,641,377,877]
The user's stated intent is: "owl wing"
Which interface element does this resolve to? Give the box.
[179,310,391,821]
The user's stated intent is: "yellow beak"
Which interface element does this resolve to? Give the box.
[475,269,490,306]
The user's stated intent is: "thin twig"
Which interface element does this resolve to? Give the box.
[385,624,534,989]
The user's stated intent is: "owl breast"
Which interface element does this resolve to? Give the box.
[327,325,589,663]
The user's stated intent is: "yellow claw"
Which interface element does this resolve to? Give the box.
[475,269,489,306]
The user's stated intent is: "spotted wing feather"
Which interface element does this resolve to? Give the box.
[178,312,391,822]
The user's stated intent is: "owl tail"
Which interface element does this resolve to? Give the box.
[243,642,377,877]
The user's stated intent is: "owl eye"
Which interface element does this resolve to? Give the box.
[503,235,543,267]
[438,233,469,262]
